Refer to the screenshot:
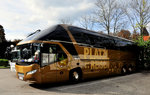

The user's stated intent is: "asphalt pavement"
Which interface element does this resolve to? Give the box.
[0,69,150,95]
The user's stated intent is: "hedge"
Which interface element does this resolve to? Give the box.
[0,59,9,67]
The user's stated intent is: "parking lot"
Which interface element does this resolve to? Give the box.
[1,69,150,95]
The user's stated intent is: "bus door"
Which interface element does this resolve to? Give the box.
[55,45,69,82]
[41,44,57,83]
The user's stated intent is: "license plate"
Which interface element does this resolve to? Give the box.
[19,76,23,80]
[18,73,24,80]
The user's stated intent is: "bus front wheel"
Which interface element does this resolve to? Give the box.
[69,69,82,82]
[121,67,127,75]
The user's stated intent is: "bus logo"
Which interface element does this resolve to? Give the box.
[84,47,109,59]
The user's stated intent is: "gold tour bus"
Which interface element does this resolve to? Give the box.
[15,24,138,84]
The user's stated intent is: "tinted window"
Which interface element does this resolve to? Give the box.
[20,25,56,43]
[68,26,136,51]
[40,25,71,42]
[114,38,134,51]
[19,25,71,43]
[60,42,78,56]
[69,26,115,48]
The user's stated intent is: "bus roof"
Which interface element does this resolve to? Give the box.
[18,24,134,45]
[64,24,134,43]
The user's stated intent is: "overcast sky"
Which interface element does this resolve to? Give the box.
[0,0,96,41]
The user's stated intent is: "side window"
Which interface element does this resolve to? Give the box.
[49,46,57,64]
[41,44,49,66]
[83,33,91,45]
[41,44,67,67]
[42,44,49,53]
[41,44,57,66]
[41,44,50,66]
[57,46,67,61]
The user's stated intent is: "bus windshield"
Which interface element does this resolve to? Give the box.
[17,43,40,63]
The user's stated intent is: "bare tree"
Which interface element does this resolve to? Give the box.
[128,0,150,35]
[78,15,95,30]
[123,5,137,32]
[59,17,74,25]
[112,8,127,34]
[94,0,125,34]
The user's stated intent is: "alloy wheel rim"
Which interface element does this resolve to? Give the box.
[123,68,126,73]
[73,72,79,80]
[129,67,132,72]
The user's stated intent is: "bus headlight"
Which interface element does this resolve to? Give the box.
[27,70,37,75]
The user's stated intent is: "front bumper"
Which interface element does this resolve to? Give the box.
[15,64,41,83]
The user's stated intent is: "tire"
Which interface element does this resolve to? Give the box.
[121,67,127,75]
[70,70,82,82]
[144,63,150,69]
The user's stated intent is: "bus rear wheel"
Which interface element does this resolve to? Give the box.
[128,66,133,74]
[69,70,82,83]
